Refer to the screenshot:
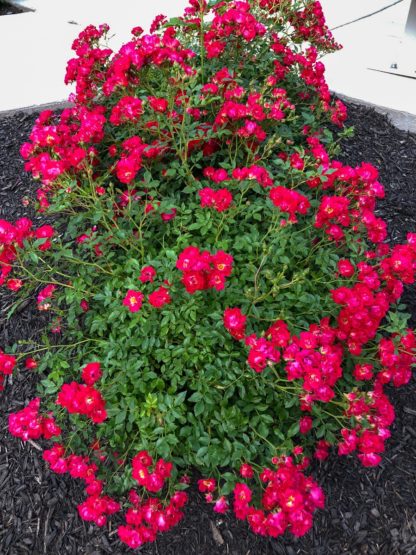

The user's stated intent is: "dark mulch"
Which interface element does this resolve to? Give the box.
[0,2,25,16]
[1,105,416,555]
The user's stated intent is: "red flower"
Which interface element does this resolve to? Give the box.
[82,362,102,385]
[139,266,156,283]
[176,246,208,272]
[34,224,54,239]
[182,271,206,294]
[299,416,313,434]
[198,187,233,212]
[269,186,310,222]
[247,348,268,373]
[240,463,254,478]
[0,352,16,375]
[337,259,355,277]
[25,357,38,370]
[198,478,216,493]
[6,278,23,291]
[110,96,143,126]
[353,363,373,381]
[148,286,171,308]
[161,208,177,221]
[207,270,226,291]
[123,290,144,313]
[211,250,233,276]
[148,96,168,112]
[223,307,247,340]
[199,187,216,208]
[57,382,107,424]
[37,284,56,310]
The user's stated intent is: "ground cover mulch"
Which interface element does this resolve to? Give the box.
[1,104,416,554]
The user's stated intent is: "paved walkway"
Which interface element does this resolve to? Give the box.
[0,0,415,131]
[321,0,416,131]
[0,0,188,111]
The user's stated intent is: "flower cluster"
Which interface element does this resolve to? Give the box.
[231,458,324,538]
[0,217,54,286]
[269,186,310,223]
[377,331,416,387]
[338,386,395,466]
[176,246,233,293]
[123,283,172,313]
[8,398,61,441]
[43,444,120,526]
[132,450,173,493]
[37,284,57,310]
[57,381,107,423]
[199,187,233,212]
[118,490,188,549]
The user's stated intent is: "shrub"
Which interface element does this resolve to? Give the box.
[1,0,416,548]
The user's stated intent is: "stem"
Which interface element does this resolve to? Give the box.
[249,425,277,453]
[16,338,105,360]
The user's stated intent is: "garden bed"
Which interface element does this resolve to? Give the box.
[1,103,416,554]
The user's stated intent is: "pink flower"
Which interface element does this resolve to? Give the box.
[123,290,144,313]
[214,496,229,513]
[240,463,254,478]
[37,284,56,310]
[223,307,247,340]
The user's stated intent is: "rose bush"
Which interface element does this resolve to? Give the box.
[1,0,416,549]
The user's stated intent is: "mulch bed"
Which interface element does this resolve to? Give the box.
[1,104,416,554]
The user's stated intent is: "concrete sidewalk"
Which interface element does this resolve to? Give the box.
[0,0,189,111]
[321,0,416,131]
[0,0,415,131]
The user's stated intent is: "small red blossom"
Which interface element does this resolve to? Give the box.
[198,478,216,493]
[299,416,313,434]
[123,290,144,313]
[82,362,102,385]
[240,463,254,478]
[223,307,247,340]
[6,278,23,291]
[139,265,156,283]
[25,357,38,370]
[214,496,229,513]
[148,286,171,308]
[0,352,16,375]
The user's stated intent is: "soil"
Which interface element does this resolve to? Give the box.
[0,2,25,16]
[1,104,416,555]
